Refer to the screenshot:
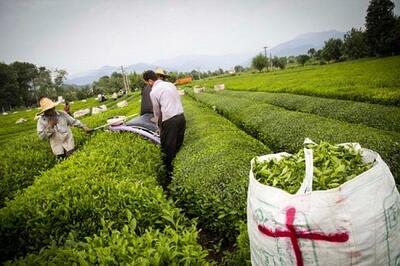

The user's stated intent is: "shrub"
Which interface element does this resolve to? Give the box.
[187,91,400,185]
[8,221,211,265]
[170,97,269,244]
[190,56,400,105]
[0,98,140,207]
[216,90,400,133]
[0,133,191,262]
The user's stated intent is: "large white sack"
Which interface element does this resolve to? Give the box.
[91,107,104,115]
[247,142,400,266]
[193,87,205,94]
[214,83,225,91]
[73,108,90,118]
[117,100,128,108]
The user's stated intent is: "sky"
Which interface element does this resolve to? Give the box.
[1,0,399,74]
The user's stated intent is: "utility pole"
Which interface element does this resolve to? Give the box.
[120,66,129,93]
[264,46,269,71]
[270,51,273,71]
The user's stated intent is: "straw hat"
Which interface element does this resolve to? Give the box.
[37,97,58,115]
[155,68,169,77]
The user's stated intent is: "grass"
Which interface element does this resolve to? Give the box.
[0,95,140,207]
[170,97,268,261]
[187,90,400,185]
[0,93,135,144]
[191,56,400,105]
[207,90,400,133]
[0,132,211,264]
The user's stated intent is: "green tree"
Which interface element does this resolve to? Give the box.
[54,69,68,94]
[272,57,287,69]
[109,72,124,92]
[343,28,369,59]
[365,0,397,56]
[190,70,200,80]
[322,38,344,61]
[10,62,38,106]
[127,71,145,90]
[93,75,111,94]
[76,85,92,100]
[393,16,400,54]
[0,63,19,111]
[234,65,244,72]
[287,56,296,64]
[251,53,268,72]
[307,48,316,58]
[314,49,323,60]
[296,54,310,66]
[36,66,54,99]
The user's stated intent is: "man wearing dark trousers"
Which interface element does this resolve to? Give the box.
[143,70,186,183]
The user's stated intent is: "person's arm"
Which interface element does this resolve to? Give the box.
[37,118,55,140]
[150,91,162,129]
[63,112,91,132]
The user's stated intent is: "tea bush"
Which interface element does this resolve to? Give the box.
[2,128,212,262]
[217,90,400,133]
[9,221,211,265]
[187,91,400,185]
[0,98,140,207]
[191,56,400,105]
[170,97,269,244]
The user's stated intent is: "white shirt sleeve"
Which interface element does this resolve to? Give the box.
[63,111,84,128]
[37,117,55,140]
[150,90,161,128]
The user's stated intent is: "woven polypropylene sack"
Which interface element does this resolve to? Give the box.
[247,143,400,266]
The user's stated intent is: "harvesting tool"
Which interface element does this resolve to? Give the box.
[93,113,160,144]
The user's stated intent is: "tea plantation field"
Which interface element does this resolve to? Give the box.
[194,56,400,105]
[1,57,399,264]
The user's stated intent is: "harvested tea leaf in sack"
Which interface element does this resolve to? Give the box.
[254,141,373,193]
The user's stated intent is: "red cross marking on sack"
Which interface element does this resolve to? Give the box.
[258,207,349,266]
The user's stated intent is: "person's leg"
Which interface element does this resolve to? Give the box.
[176,115,186,152]
[57,153,66,160]
[126,114,158,132]
[160,117,179,178]
[125,116,143,126]
[60,130,75,158]
[65,149,74,157]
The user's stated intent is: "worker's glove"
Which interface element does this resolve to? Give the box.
[83,126,93,133]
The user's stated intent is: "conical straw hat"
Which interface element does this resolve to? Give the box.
[37,97,58,115]
[155,68,169,77]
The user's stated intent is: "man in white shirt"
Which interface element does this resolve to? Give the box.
[143,70,186,181]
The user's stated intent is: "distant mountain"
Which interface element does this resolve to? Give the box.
[65,30,345,85]
[152,53,253,72]
[66,63,156,85]
[270,30,345,56]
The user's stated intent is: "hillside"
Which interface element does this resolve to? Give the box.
[66,30,346,85]
[192,56,400,105]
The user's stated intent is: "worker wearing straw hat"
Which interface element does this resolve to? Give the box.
[125,67,170,131]
[143,70,186,184]
[36,96,92,158]
[155,67,169,81]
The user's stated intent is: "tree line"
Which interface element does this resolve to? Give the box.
[252,0,400,71]
[0,62,81,111]
[91,68,236,94]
